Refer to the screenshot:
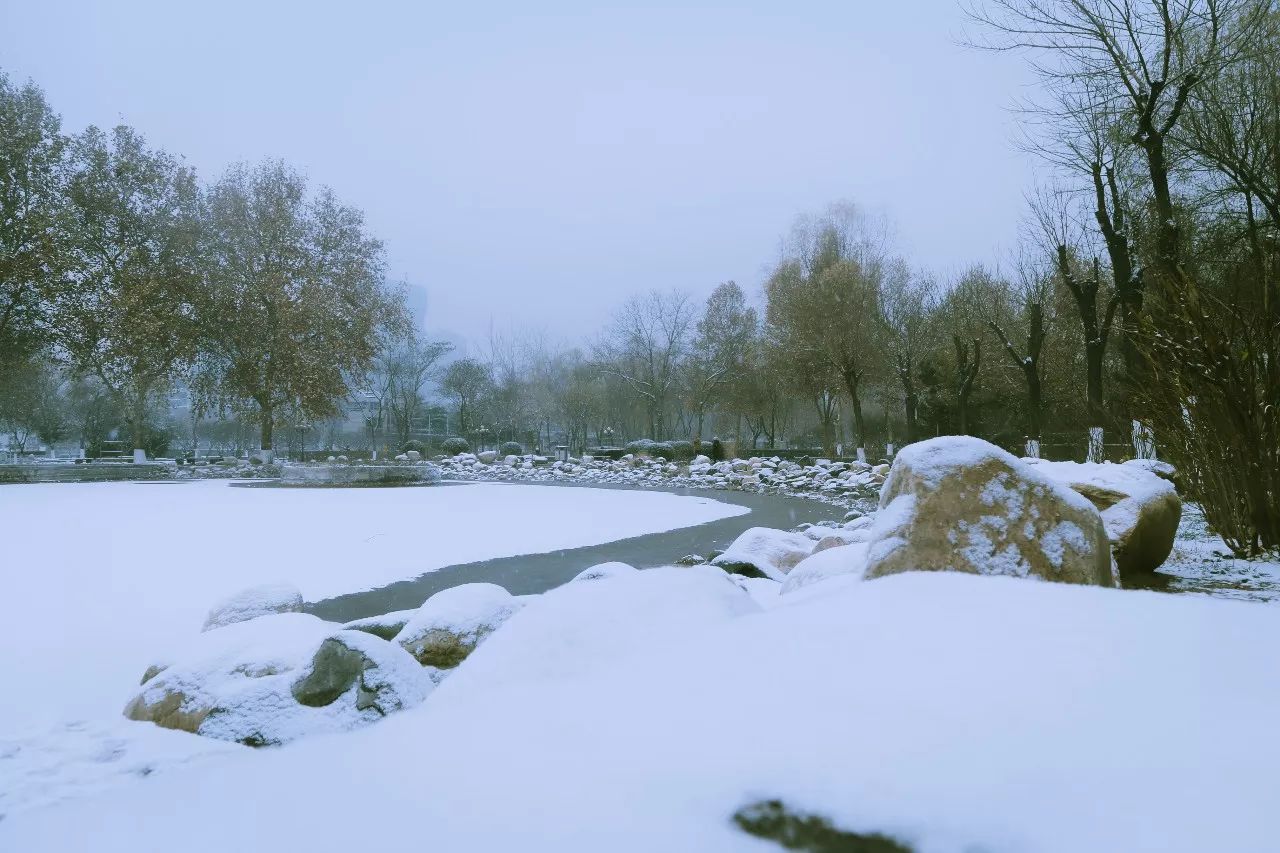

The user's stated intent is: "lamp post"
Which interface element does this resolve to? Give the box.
[297,419,311,462]
[477,425,490,453]
[602,426,615,447]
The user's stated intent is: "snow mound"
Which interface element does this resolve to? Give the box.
[710,527,814,580]
[123,613,432,746]
[868,436,1113,586]
[395,583,524,669]
[201,582,304,632]
[570,561,640,582]
[7,573,1279,852]
[443,565,761,689]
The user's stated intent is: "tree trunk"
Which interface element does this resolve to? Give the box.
[260,401,275,462]
[954,336,981,436]
[899,360,918,444]
[841,369,867,454]
[1086,339,1105,429]
[130,393,147,460]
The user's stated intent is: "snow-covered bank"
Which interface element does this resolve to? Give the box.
[0,480,746,734]
[3,571,1277,852]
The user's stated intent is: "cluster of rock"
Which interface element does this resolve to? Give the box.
[279,460,441,486]
[435,451,888,508]
[124,580,530,746]
[124,436,1183,749]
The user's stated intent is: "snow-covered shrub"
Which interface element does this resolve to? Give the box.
[401,440,426,454]
[499,441,522,456]
[667,439,696,461]
[441,437,470,456]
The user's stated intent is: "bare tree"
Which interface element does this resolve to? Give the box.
[968,0,1268,283]
[387,332,453,446]
[986,261,1053,454]
[596,289,694,440]
[881,271,937,444]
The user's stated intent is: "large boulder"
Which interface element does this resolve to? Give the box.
[864,437,1114,587]
[711,527,815,581]
[1025,460,1182,576]
[124,614,432,745]
[202,582,304,632]
[395,583,524,669]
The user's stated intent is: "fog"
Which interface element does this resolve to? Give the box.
[2,0,1034,346]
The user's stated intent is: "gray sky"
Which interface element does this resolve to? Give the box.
[3,0,1035,348]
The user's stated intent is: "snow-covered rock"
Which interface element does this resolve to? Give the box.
[780,542,870,595]
[1026,459,1182,575]
[124,614,431,745]
[395,583,524,669]
[404,450,422,462]
[1123,457,1177,482]
[477,450,498,464]
[201,582,304,632]
[729,575,783,608]
[570,561,639,582]
[710,526,815,581]
[342,608,417,641]
[866,437,1114,586]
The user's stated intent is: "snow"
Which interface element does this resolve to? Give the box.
[779,541,870,595]
[202,582,303,631]
[710,526,814,580]
[3,571,1278,852]
[0,480,747,735]
[887,437,1099,519]
[129,614,433,746]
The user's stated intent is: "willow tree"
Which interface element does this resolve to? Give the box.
[765,205,892,461]
[198,161,405,462]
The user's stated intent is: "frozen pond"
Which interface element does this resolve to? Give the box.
[0,480,747,733]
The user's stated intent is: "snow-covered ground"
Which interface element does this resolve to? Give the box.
[1150,503,1280,602]
[3,570,1278,852]
[0,480,745,737]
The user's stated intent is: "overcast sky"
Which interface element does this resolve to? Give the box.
[3,0,1035,350]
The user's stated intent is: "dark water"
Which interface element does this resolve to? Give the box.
[307,481,850,623]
